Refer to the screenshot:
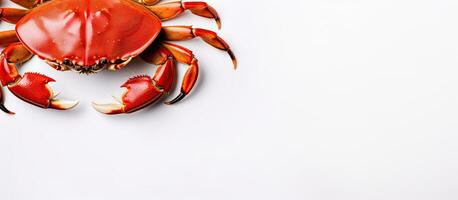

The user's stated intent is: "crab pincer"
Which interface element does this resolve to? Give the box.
[0,43,79,113]
[8,72,79,110]
[92,58,175,115]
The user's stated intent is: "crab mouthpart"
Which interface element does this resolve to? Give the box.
[46,57,134,74]
[70,65,107,74]
[66,59,109,74]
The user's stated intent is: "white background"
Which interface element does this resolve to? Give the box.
[1,0,458,199]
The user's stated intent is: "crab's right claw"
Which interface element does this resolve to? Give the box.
[8,72,79,110]
[92,76,165,115]
[92,58,175,115]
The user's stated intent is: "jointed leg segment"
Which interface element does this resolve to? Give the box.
[148,1,221,29]
[0,30,19,46]
[0,8,29,23]
[161,26,237,68]
[141,42,200,105]
[161,42,199,104]
[10,0,43,9]
[134,0,161,6]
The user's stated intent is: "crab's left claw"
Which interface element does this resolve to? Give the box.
[0,43,78,114]
[92,58,175,115]
[8,72,79,110]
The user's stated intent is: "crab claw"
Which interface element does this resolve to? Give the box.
[7,72,79,110]
[93,58,175,115]
[92,76,165,115]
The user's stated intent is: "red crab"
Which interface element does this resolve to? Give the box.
[0,0,236,115]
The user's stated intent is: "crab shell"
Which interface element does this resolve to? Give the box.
[15,0,162,68]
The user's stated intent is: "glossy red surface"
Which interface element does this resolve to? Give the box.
[160,42,198,104]
[0,8,29,24]
[8,72,55,108]
[121,75,163,114]
[148,1,221,29]
[152,57,175,92]
[0,43,28,86]
[161,26,237,68]
[15,0,162,67]
[0,54,19,86]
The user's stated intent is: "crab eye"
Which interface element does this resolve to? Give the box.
[63,59,72,66]
[100,58,108,65]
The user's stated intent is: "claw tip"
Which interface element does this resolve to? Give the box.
[0,104,15,115]
[216,18,222,30]
[165,92,187,105]
[227,50,237,70]
[91,102,124,115]
[50,99,79,110]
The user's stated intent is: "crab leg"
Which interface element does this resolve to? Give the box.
[11,0,42,9]
[162,43,198,104]
[0,85,13,114]
[0,43,78,114]
[92,57,176,115]
[0,30,19,46]
[148,1,221,29]
[141,42,199,104]
[134,0,161,6]
[161,26,237,68]
[0,8,29,23]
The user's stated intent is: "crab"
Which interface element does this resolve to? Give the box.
[0,0,236,115]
